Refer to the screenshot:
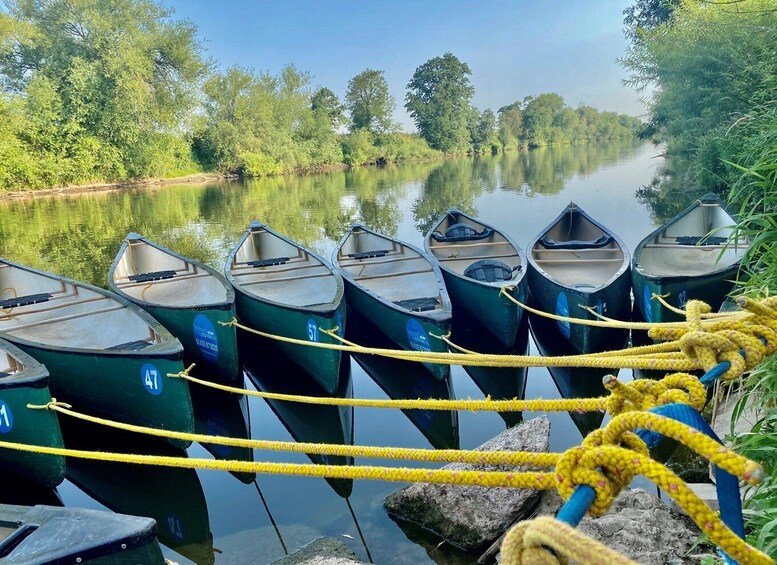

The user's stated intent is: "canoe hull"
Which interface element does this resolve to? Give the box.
[441,269,527,349]
[11,343,194,448]
[343,281,450,380]
[527,266,631,354]
[0,376,65,487]
[142,303,239,383]
[632,265,741,324]
[234,289,344,394]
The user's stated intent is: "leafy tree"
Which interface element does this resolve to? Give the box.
[405,52,475,153]
[470,108,498,153]
[522,93,565,146]
[497,102,523,149]
[0,0,207,183]
[623,0,680,46]
[311,87,345,128]
[345,69,395,134]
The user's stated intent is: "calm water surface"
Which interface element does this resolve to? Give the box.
[0,140,672,564]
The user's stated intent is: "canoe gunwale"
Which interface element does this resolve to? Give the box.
[108,234,235,312]
[0,337,51,389]
[423,208,529,291]
[225,221,344,315]
[526,203,631,294]
[632,193,746,282]
[333,224,452,323]
[0,259,183,358]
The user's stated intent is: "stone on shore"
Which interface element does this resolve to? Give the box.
[384,416,551,551]
[491,489,701,565]
[272,537,364,565]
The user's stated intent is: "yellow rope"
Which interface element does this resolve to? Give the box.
[171,368,608,412]
[501,516,638,565]
[0,438,556,489]
[28,400,560,468]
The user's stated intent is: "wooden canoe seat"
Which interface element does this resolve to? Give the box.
[393,296,439,312]
[0,293,53,309]
[538,234,613,250]
[105,339,152,351]
[431,224,493,243]
[675,236,728,246]
[248,257,290,268]
[128,270,176,283]
[347,249,391,260]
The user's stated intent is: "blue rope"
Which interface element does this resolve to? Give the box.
[556,485,596,527]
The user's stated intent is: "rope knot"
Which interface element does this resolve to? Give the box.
[554,430,648,516]
[168,363,196,379]
[27,398,73,410]
[604,373,706,415]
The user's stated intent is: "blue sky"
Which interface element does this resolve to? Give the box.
[163,0,645,130]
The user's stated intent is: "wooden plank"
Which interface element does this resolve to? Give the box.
[115,271,212,289]
[438,252,518,262]
[533,258,624,264]
[337,254,421,267]
[239,272,333,286]
[0,295,107,321]
[2,305,125,333]
[355,268,431,281]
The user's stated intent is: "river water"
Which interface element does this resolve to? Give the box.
[0,139,679,564]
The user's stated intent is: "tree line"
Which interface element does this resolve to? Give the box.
[0,0,641,190]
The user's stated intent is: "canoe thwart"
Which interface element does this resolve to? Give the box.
[538,234,613,250]
[248,257,290,268]
[105,339,152,351]
[393,296,440,312]
[676,235,728,246]
[464,260,519,283]
[431,223,494,243]
[0,293,52,309]
[128,270,177,283]
[347,249,391,260]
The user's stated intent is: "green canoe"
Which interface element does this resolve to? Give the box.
[425,209,528,349]
[348,309,459,450]
[0,338,65,487]
[226,221,345,394]
[333,225,452,380]
[109,233,239,383]
[632,193,749,324]
[0,259,193,445]
[526,203,631,354]
[0,504,166,564]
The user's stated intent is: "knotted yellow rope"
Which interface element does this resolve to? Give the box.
[501,516,638,565]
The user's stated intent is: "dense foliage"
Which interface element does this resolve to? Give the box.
[0,0,207,188]
[0,1,640,190]
[622,0,777,557]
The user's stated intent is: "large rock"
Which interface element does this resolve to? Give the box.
[272,537,364,565]
[384,416,551,551]
[491,489,702,565]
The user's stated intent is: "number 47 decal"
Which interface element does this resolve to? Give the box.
[141,364,163,395]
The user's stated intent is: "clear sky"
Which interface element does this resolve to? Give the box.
[162,0,646,130]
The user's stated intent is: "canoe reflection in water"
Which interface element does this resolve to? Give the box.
[348,309,459,450]
[60,418,215,565]
[241,332,354,499]
[452,310,530,428]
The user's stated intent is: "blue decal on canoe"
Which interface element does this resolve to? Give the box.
[307,319,319,342]
[336,311,345,337]
[193,314,219,363]
[167,512,185,541]
[141,363,162,396]
[406,319,431,352]
[643,286,653,322]
[556,292,571,339]
[0,400,13,433]
[678,289,688,309]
